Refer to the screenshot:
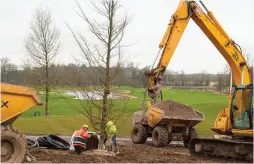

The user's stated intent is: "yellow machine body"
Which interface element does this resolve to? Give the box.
[1,83,42,125]
[1,83,42,163]
[145,0,252,138]
[145,0,253,160]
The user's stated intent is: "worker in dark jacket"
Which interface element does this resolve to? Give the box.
[72,124,95,154]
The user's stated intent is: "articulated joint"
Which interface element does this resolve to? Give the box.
[240,62,246,67]
[145,70,163,100]
[144,70,156,77]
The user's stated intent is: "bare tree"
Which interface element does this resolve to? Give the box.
[217,73,223,94]
[25,8,60,116]
[216,64,231,94]
[1,57,18,83]
[180,70,185,86]
[242,48,253,82]
[199,70,207,86]
[243,49,253,67]
[66,0,130,148]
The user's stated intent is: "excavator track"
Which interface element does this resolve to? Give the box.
[189,137,253,162]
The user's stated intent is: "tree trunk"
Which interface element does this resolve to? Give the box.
[45,58,49,116]
[219,77,222,94]
[98,0,114,149]
[99,93,108,148]
[45,89,49,116]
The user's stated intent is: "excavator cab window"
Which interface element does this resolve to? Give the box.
[231,84,253,129]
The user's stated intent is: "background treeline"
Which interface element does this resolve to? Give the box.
[1,57,253,93]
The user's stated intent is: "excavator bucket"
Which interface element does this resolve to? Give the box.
[1,83,42,125]
[146,101,164,127]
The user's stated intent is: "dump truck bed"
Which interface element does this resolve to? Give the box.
[151,100,204,120]
[146,100,204,127]
[1,83,42,125]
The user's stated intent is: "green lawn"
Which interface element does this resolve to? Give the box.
[13,86,228,136]
[15,116,133,136]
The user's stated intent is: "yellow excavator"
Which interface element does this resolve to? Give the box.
[145,0,253,161]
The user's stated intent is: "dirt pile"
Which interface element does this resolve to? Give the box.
[29,140,248,163]
[151,100,202,119]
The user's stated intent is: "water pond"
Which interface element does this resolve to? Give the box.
[64,90,128,100]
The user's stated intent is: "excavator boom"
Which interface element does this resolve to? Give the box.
[146,1,251,98]
[145,0,253,161]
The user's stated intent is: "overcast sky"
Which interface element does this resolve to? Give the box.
[1,0,253,73]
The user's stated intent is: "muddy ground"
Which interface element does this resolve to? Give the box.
[28,140,248,163]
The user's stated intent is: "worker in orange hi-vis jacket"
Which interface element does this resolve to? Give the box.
[72,124,96,154]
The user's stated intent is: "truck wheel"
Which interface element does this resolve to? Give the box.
[168,132,172,144]
[1,125,27,163]
[152,126,168,147]
[183,140,189,148]
[190,128,198,138]
[131,124,148,144]
[183,127,198,148]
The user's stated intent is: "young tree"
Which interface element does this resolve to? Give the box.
[66,0,130,148]
[25,8,60,116]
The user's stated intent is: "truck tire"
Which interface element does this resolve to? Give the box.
[168,132,173,144]
[183,140,189,148]
[152,126,168,147]
[131,124,148,144]
[1,125,27,163]
[184,127,198,148]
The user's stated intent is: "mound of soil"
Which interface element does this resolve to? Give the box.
[29,140,248,163]
[151,100,202,119]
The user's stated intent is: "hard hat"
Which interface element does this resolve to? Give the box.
[106,121,114,127]
[83,124,89,129]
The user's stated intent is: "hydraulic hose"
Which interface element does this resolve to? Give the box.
[26,138,38,148]
[26,134,70,150]
[233,42,242,54]
[47,134,70,150]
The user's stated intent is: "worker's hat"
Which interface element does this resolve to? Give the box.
[82,124,89,129]
[106,121,114,127]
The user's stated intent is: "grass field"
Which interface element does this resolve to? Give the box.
[13,86,228,136]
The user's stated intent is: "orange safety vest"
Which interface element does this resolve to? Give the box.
[72,128,90,148]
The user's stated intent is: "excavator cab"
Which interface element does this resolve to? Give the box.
[231,84,253,130]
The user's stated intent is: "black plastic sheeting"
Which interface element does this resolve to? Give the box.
[26,135,70,150]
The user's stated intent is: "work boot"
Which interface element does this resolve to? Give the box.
[116,145,120,154]
[112,143,120,154]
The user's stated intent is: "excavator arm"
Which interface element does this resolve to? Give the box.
[146,0,253,139]
[145,1,191,99]
[146,0,251,99]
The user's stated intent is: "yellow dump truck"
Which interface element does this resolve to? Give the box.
[132,98,204,147]
[1,83,42,163]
